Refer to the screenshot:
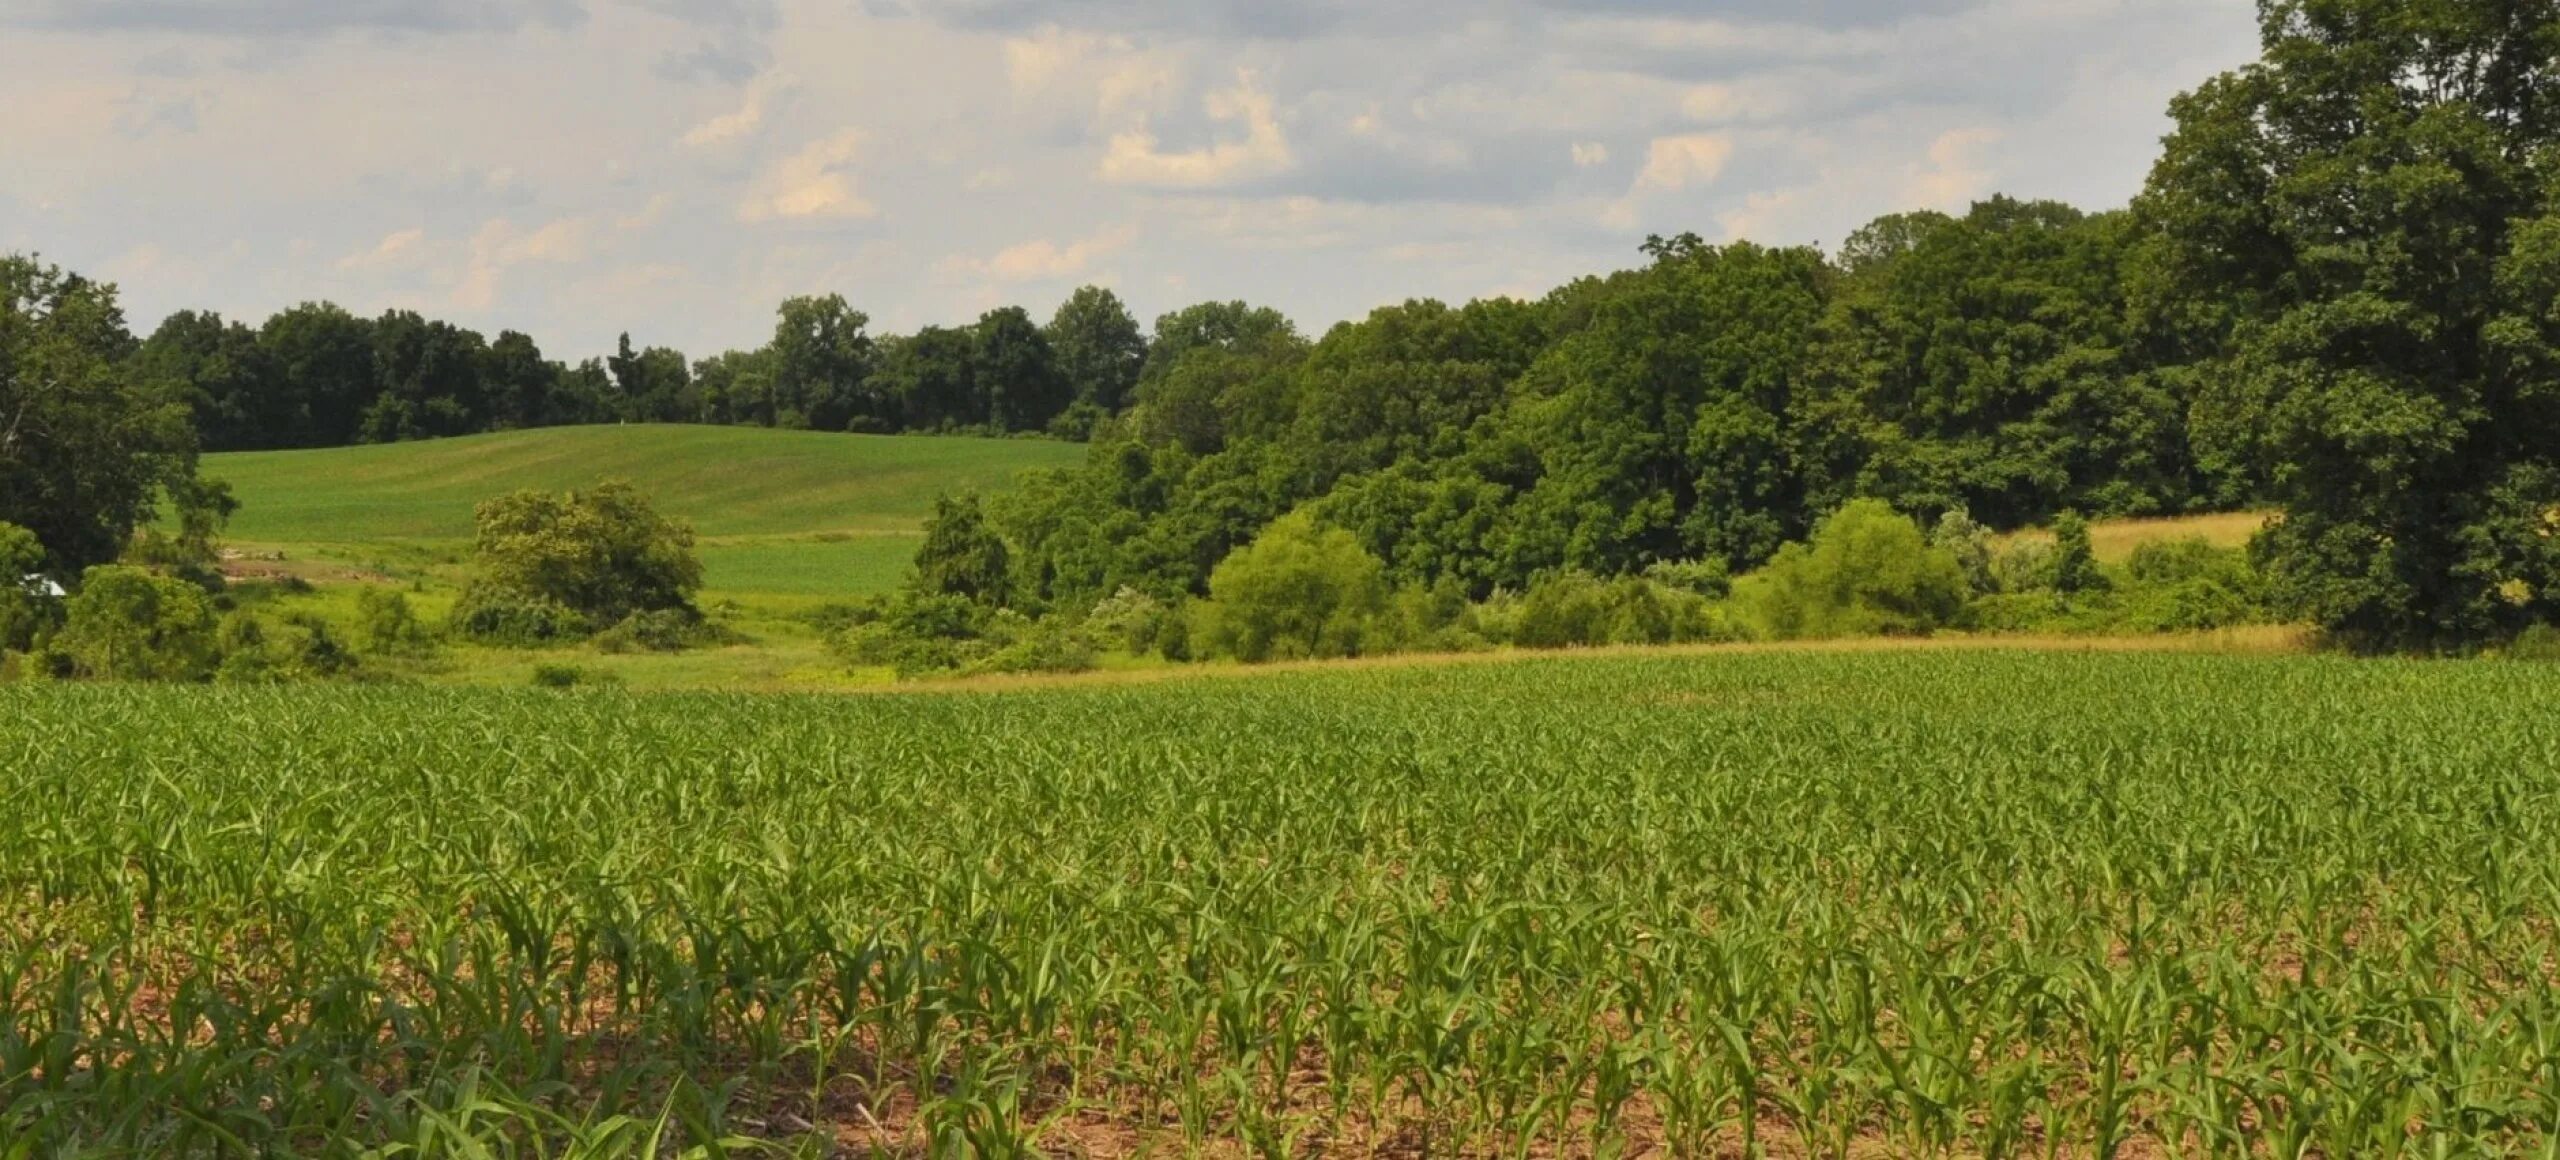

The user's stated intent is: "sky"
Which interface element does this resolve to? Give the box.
[0,0,2263,361]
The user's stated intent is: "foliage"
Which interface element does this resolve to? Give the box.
[1502,572,1727,649]
[2048,510,2108,595]
[909,493,1011,606]
[212,612,361,684]
[2136,0,2560,648]
[1191,511,1390,662]
[0,521,49,652]
[51,565,219,680]
[455,481,701,642]
[1929,508,1998,595]
[593,608,721,654]
[1737,499,1969,639]
[355,588,434,656]
[2512,623,2560,661]
[529,662,617,689]
[1,256,211,574]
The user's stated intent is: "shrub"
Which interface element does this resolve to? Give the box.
[594,608,718,654]
[449,584,591,646]
[457,481,700,642]
[963,621,1100,676]
[2124,537,2226,586]
[1991,539,2056,594]
[1930,509,1998,595]
[911,494,1012,606]
[2512,623,2560,662]
[356,588,434,656]
[1194,512,1390,663]
[2050,512,2108,595]
[1737,500,1969,640]
[530,663,617,689]
[1643,557,1733,599]
[0,521,51,652]
[212,612,361,684]
[53,565,219,681]
[1086,586,1175,654]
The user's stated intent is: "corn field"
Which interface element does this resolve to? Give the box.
[4,651,2559,1156]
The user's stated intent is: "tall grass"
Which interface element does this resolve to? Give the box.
[3,650,2556,1155]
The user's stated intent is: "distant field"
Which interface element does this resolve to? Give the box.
[204,424,1084,543]
[7,649,2557,1154]
[2001,508,2272,562]
[200,425,1085,597]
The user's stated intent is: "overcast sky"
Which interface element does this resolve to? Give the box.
[0,0,2262,359]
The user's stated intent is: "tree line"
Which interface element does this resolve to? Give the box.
[6,0,2558,654]
[141,284,1149,450]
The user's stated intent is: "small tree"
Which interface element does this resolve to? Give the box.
[1739,499,1969,639]
[1196,511,1389,663]
[911,494,1011,606]
[2049,511,2107,596]
[0,521,47,651]
[356,588,433,655]
[53,565,218,680]
[452,481,701,642]
[1929,508,1997,596]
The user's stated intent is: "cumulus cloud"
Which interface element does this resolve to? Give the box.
[680,71,791,146]
[944,224,1139,283]
[1632,133,1733,192]
[1099,71,1294,189]
[337,227,430,272]
[739,131,878,222]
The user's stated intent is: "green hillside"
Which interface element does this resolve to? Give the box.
[206,425,1084,543]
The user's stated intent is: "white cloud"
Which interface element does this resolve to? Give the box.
[337,227,428,272]
[455,215,595,309]
[1099,70,1294,189]
[1633,133,1733,193]
[945,224,1138,283]
[680,72,791,147]
[739,130,877,222]
[1901,127,2001,209]
[1570,141,1608,168]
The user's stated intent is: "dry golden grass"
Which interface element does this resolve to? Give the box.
[1996,509,2273,563]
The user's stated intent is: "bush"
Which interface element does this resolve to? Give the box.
[1930,509,1998,595]
[1642,557,1733,599]
[1086,586,1176,654]
[0,521,52,652]
[53,565,220,681]
[911,494,1013,606]
[1737,500,1969,640]
[822,590,1004,678]
[963,621,1100,676]
[458,481,701,642]
[1991,539,2056,594]
[212,612,361,684]
[2124,537,2226,586]
[1194,512,1390,663]
[2512,623,2560,662]
[594,608,721,654]
[356,588,434,656]
[449,584,591,646]
[530,663,617,688]
[2050,512,2108,595]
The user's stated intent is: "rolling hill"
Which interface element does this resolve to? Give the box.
[202,425,1088,597]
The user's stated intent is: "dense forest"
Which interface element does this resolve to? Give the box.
[6,0,2559,652]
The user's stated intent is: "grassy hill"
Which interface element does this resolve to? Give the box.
[207,425,1085,543]
[203,425,1087,597]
